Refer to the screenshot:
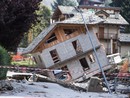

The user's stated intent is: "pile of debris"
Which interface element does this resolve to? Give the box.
[0,80,13,91]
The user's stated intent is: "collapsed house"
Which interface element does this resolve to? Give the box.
[51,6,129,55]
[22,5,128,82]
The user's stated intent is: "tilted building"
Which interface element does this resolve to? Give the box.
[23,5,128,81]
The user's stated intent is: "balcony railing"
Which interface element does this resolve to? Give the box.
[98,33,118,40]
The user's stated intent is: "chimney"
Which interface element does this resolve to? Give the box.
[115,11,119,19]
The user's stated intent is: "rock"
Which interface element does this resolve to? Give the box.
[0,80,13,91]
[87,77,104,92]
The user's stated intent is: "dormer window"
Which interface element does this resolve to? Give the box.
[98,15,104,19]
[66,14,74,18]
[46,33,57,43]
[95,10,110,19]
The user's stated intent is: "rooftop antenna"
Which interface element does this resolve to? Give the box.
[75,6,111,93]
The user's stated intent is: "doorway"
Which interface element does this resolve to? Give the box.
[79,58,89,71]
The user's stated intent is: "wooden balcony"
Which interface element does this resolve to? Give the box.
[98,33,118,40]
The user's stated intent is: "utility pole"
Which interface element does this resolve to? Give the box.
[76,7,111,93]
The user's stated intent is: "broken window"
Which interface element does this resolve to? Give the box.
[50,49,60,63]
[64,29,77,35]
[72,40,82,54]
[46,33,57,43]
[79,58,89,70]
[88,54,95,63]
[38,55,42,63]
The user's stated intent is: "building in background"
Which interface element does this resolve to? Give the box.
[118,33,130,57]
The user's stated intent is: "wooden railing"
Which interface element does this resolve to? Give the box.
[98,33,118,40]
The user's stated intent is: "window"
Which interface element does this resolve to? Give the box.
[88,54,95,63]
[79,58,89,70]
[38,55,42,63]
[98,15,104,19]
[72,40,82,54]
[50,49,60,63]
[46,33,57,43]
[64,29,77,35]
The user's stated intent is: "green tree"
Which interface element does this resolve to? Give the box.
[52,0,78,10]
[110,0,130,33]
[31,4,51,38]
[0,45,11,79]
[19,4,51,47]
[0,0,42,51]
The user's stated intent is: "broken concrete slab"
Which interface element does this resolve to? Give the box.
[87,77,104,92]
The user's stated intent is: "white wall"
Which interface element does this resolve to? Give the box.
[32,52,45,68]
[93,25,120,54]
[65,47,108,80]
[66,60,84,79]
[120,43,130,57]
[104,25,119,35]
[40,32,100,68]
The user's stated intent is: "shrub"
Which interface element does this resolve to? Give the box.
[0,45,11,80]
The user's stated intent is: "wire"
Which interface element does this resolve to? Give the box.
[75,6,111,93]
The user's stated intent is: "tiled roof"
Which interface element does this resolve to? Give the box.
[61,9,104,24]
[58,6,128,25]
[58,6,78,14]
[103,14,128,25]
[119,33,130,42]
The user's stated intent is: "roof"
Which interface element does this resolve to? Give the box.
[95,10,110,17]
[22,9,104,54]
[61,9,104,24]
[119,33,130,42]
[58,6,78,14]
[52,6,78,19]
[103,14,128,25]
[22,23,57,54]
[53,6,128,25]
[79,5,121,11]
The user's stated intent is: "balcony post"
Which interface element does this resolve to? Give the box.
[110,35,113,54]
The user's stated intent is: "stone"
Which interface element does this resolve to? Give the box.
[87,77,103,92]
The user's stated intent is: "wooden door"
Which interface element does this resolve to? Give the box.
[99,27,104,39]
